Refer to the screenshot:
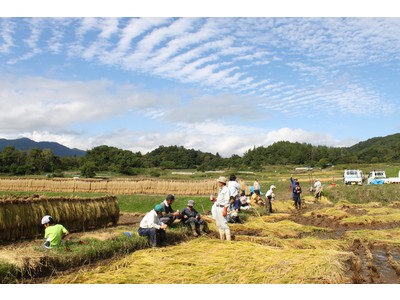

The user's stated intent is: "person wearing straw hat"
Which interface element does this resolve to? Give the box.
[265,185,276,213]
[138,204,168,247]
[180,200,209,236]
[41,215,69,249]
[210,176,231,240]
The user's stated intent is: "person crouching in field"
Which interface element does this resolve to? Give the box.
[138,204,168,247]
[180,200,209,236]
[210,176,231,241]
[226,196,240,223]
[41,215,69,249]
[293,182,302,209]
[250,189,263,207]
[159,194,181,225]
[239,190,252,211]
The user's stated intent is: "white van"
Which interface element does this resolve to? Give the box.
[343,169,364,185]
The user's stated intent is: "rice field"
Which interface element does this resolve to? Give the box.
[49,196,400,284]
[2,175,400,284]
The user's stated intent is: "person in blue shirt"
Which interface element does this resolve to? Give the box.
[290,174,300,201]
[293,181,302,209]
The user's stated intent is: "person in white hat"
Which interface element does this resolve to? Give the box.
[41,215,69,249]
[265,185,276,214]
[210,176,231,240]
[313,179,322,202]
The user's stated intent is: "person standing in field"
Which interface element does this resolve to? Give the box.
[159,194,181,225]
[41,215,69,249]
[210,176,231,240]
[228,174,241,210]
[138,204,167,247]
[265,185,276,213]
[313,179,322,202]
[290,174,300,201]
[253,178,260,195]
[293,181,302,209]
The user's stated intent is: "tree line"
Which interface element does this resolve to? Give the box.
[1,134,400,177]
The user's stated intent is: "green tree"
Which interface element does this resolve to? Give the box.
[80,162,97,178]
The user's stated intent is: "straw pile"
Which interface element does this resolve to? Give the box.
[0,178,247,195]
[52,238,351,284]
[0,195,119,242]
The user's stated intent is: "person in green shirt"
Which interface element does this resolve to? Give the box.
[41,215,69,249]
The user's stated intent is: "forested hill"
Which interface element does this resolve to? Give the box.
[1,133,400,176]
[347,133,400,162]
[0,138,86,157]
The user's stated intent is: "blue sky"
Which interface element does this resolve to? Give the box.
[1,6,400,157]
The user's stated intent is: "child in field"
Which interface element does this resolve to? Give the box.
[41,215,69,249]
[239,190,252,211]
[226,196,239,223]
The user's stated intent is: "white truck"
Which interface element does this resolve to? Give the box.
[343,169,364,185]
[368,170,400,184]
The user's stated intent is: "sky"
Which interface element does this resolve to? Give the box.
[1,2,400,157]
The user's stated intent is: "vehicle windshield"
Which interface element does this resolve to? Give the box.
[345,170,360,177]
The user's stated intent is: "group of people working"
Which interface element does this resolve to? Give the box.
[40,175,322,249]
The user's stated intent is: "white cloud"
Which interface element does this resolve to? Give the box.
[0,74,172,133]
[262,127,357,148]
[24,123,358,158]
[0,18,15,53]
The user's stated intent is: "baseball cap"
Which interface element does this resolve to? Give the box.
[41,215,53,225]
[154,204,165,212]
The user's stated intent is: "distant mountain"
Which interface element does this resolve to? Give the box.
[0,138,86,157]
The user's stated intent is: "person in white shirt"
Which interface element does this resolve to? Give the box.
[313,179,322,202]
[265,185,276,213]
[228,174,241,208]
[138,204,168,247]
[210,176,231,240]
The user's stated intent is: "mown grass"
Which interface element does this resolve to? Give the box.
[344,228,400,246]
[51,212,351,284]
[0,225,190,283]
[51,238,351,284]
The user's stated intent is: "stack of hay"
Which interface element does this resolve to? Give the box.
[0,195,119,242]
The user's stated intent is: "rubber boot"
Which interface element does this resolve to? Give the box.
[219,229,225,240]
[224,228,231,241]
[191,224,198,237]
[225,228,231,241]
[202,223,210,234]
